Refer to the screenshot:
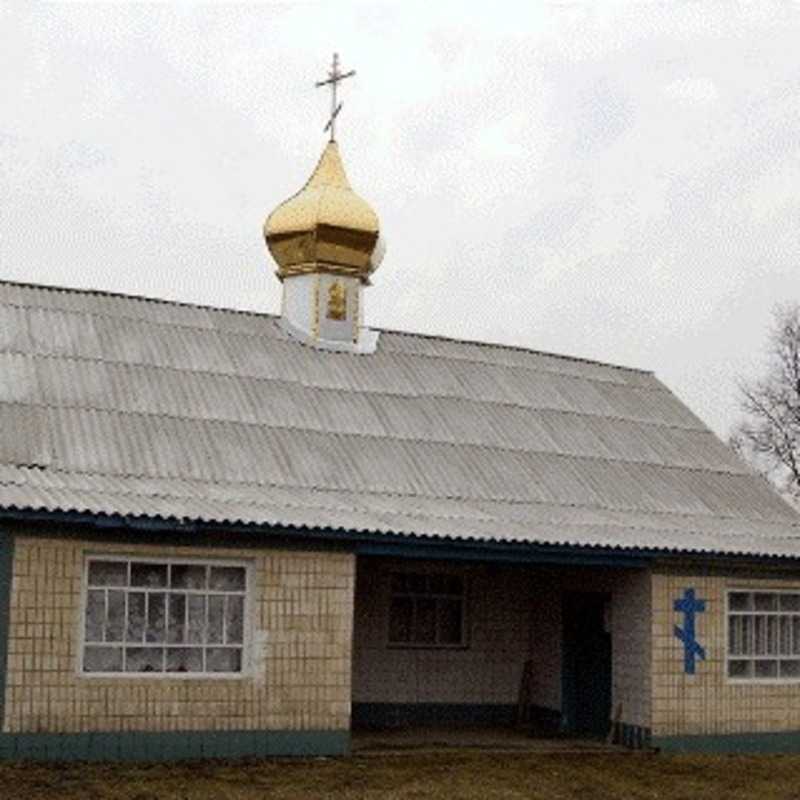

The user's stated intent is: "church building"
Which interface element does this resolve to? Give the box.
[2,61,800,761]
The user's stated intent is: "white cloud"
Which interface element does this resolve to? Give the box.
[664,76,719,103]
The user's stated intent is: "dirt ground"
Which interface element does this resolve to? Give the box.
[3,751,800,800]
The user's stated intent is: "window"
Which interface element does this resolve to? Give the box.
[727,590,800,680]
[388,572,465,647]
[81,557,248,676]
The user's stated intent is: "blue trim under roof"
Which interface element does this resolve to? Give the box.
[6,505,800,568]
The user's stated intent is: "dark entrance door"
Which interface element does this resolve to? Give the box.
[561,592,612,737]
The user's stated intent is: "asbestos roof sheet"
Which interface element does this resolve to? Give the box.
[1,279,799,559]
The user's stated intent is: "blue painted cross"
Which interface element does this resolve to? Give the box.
[674,588,706,675]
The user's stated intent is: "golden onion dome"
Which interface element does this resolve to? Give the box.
[264,141,383,282]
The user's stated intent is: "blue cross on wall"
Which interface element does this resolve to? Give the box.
[674,588,706,675]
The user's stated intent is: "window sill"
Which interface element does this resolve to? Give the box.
[77,671,251,681]
[387,643,469,651]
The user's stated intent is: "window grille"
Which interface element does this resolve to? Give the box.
[81,557,247,676]
[388,572,466,648]
[727,591,800,680]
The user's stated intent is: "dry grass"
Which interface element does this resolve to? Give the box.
[3,751,800,800]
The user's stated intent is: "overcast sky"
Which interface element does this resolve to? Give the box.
[2,1,799,438]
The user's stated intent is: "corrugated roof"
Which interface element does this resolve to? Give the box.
[1,279,799,558]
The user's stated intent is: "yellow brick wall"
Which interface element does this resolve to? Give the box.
[3,534,354,734]
[653,570,800,737]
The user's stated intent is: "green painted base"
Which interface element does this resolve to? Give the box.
[614,723,651,750]
[654,731,800,754]
[0,729,349,762]
[352,702,520,730]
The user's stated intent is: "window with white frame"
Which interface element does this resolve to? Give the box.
[388,572,466,647]
[82,557,247,675]
[727,590,800,680]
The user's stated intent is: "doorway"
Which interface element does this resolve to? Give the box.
[561,592,612,737]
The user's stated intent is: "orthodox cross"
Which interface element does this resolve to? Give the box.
[673,588,706,675]
[315,52,355,142]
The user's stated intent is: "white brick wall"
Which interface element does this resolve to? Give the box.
[612,569,651,729]
[352,559,531,705]
[522,567,651,729]
[352,557,652,732]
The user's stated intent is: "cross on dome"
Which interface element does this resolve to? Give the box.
[315,52,356,142]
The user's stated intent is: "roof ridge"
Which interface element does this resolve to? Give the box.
[0,277,652,376]
[0,277,273,319]
[378,325,653,376]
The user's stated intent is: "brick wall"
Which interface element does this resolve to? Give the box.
[523,567,651,730]
[611,569,651,730]
[352,558,651,733]
[652,569,800,737]
[2,532,354,734]
[352,559,531,706]
[1,530,657,737]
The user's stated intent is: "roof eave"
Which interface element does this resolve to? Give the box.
[4,505,800,569]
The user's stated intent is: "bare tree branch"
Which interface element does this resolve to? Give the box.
[732,304,800,505]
